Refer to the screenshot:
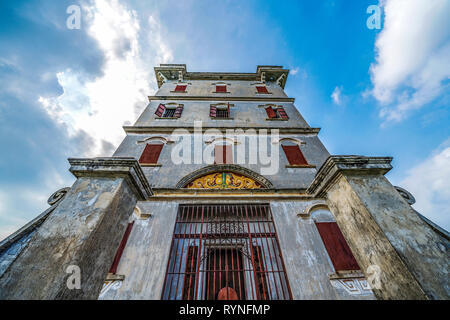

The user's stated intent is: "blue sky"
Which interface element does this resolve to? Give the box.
[0,0,449,239]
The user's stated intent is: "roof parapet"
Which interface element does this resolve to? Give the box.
[154,64,290,88]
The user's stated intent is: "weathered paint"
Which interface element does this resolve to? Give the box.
[325,171,449,299]
[99,200,375,300]
[0,157,151,300]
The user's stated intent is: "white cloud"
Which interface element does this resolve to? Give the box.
[289,66,307,79]
[399,138,450,231]
[331,86,343,105]
[290,67,299,75]
[38,0,173,157]
[370,0,450,122]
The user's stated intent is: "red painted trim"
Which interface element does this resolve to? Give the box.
[109,221,135,274]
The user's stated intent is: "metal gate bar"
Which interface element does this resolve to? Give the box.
[161,204,292,300]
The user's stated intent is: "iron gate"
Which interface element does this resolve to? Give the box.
[161,204,292,300]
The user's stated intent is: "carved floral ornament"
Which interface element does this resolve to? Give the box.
[185,172,263,189]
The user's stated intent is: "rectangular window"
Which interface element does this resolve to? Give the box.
[214,145,233,164]
[216,108,229,118]
[256,86,269,94]
[161,204,292,300]
[265,106,288,119]
[163,108,176,118]
[139,144,163,164]
[215,85,227,93]
[315,222,360,271]
[281,145,308,165]
[109,221,134,274]
[174,85,187,92]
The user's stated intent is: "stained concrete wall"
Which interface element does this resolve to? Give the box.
[99,200,375,300]
[100,201,178,300]
[134,100,310,129]
[270,201,374,300]
[326,174,449,299]
[113,133,329,189]
[154,80,289,99]
[0,176,138,299]
[0,231,34,278]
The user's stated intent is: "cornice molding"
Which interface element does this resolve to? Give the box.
[148,96,295,102]
[68,157,153,200]
[154,64,290,88]
[123,126,320,134]
[306,155,393,197]
[145,188,316,201]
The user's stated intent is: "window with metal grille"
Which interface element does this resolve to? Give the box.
[162,204,292,300]
[163,108,176,118]
[215,108,229,118]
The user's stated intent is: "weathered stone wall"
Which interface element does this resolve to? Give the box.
[99,201,178,300]
[154,80,289,99]
[0,231,34,278]
[134,100,310,129]
[326,173,449,299]
[99,199,375,300]
[270,201,374,300]
[113,133,329,189]
[0,177,138,299]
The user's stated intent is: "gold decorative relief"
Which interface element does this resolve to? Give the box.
[185,172,263,189]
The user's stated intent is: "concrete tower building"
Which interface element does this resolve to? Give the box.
[0,65,448,300]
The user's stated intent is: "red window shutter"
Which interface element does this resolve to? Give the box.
[139,143,163,164]
[109,221,134,274]
[277,106,289,119]
[174,85,187,92]
[256,86,269,94]
[216,85,227,93]
[282,145,308,165]
[214,145,232,164]
[210,106,217,118]
[265,106,277,119]
[155,104,165,117]
[174,105,184,118]
[315,222,360,271]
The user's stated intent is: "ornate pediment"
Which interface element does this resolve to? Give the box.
[185,172,264,189]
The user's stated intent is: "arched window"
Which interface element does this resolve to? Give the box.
[311,208,360,272]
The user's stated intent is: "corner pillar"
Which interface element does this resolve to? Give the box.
[308,156,449,300]
[0,157,152,299]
